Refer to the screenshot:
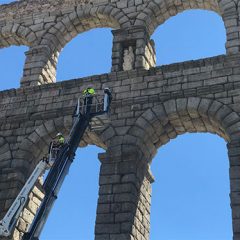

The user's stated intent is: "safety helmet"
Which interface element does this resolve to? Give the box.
[83,87,95,94]
[104,87,110,93]
[56,132,63,137]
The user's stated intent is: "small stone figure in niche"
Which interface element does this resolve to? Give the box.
[123,46,134,71]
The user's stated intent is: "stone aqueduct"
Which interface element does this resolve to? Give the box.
[0,0,240,239]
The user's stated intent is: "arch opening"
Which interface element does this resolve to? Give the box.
[131,98,240,163]
[41,145,102,239]
[150,133,232,240]
[152,10,226,66]
[0,0,15,4]
[141,0,221,35]
[56,28,113,81]
[21,8,120,87]
[0,45,28,90]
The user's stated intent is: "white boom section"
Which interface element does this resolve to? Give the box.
[0,157,51,237]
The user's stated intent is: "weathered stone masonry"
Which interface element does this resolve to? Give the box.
[0,0,240,239]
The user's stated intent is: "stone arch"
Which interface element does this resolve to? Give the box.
[135,0,221,35]
[135,0,240,55]
[0,23,37,48]
[39,6,127,52]
[123,97,240,239]
[0,115,105,237]
[21,5,127,87]
[128,97,240,155]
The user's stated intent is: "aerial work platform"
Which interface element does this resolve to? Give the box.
[0,89,112,240]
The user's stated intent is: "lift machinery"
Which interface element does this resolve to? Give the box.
[0,89,111,240]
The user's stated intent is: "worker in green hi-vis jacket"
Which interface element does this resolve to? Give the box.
[83,87,95,113]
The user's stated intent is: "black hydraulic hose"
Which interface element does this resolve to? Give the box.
[22,146,71,240]
[23,109,92,240]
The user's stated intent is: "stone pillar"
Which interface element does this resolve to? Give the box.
[21,46,58,87]
[95,145,154,240]
[111,27,156,72]
[227,140,240,240]
[220,0,240,55]
[11,181,44,240]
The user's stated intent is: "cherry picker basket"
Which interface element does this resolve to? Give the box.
[76,94,111,130]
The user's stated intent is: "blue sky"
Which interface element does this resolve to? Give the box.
[0,3,232,240]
